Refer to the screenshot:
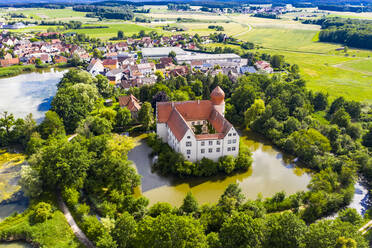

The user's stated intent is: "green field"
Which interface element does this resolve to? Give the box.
[64,23,160,40]
[8,7,91,21]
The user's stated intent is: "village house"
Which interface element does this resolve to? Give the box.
[156,86,239,162]
[255,60,273,73]
[53,55,67,64]
[118,94,141,119]
[102,59,118,70]
[0,57,19,67]
[87,59,104,76]
[106,68,124,85]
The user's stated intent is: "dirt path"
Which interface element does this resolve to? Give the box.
[58,195,96,248]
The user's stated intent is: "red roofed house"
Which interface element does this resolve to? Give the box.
[103,59,118,70]
[255,60,273,74]
[156,86,239,162]
[54,55,67,64]
[0,57,19,67]
[118,94,141,119]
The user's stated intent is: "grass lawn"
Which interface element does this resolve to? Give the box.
[0,196,83,247]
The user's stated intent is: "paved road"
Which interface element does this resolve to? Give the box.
[58,195,96,248]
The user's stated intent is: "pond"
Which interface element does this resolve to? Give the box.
[129,131,312,207]
[0,68,67,123]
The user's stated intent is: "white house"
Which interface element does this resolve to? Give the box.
[87,58,104,76]
[156,86,239,162]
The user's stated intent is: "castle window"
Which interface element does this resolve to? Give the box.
[216,148,220,152]
[186,141,192,147]
[201,141,205,146]
[201,149,205,154]
[228,140,232,144]
[187,149,191,155]
[232,147,236,151]
[228,133,232,137]
[217,140,221,145]
[208,148,213,153]
[233,139,236,144]
[209,141,213,146]
[233,133,236,136]
[192,122,195,125]
[227,147,231,151]
[187,136,191,139]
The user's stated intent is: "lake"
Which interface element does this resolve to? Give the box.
[0,242,31,248]
[0,68,67,123]
[130,131,312,206]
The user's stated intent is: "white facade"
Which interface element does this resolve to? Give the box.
[156,88,239,163]
[157,122,239,162]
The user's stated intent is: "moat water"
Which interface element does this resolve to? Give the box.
[130,131,312,207]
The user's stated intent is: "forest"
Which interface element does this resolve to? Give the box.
[309,17,372,50]
[0,53,371,246]
[73,5,134,20]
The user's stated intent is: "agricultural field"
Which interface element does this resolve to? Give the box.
[63,23,161,40]
[5,7,94,22]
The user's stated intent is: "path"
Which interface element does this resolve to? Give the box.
[232,23,253,38]
[59,133,95,248]
[58,196,96,248]
[359,220,372,235]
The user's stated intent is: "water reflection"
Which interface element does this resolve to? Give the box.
[129,131,312,206]
[0,69,67,123]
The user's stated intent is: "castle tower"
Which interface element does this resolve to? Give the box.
[210,86,225,115]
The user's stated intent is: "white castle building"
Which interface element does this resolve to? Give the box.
[156,86,239,162]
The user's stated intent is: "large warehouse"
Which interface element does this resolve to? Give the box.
[141,47,187,59]
[175,53,241,64]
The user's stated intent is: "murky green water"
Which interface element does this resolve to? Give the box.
[0,242,31,248]
[130,131,312,206]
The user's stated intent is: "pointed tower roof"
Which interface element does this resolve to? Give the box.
[210,86,225,105]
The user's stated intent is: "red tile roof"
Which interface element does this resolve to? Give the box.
[118,94,141,112]
[157,89,231,142]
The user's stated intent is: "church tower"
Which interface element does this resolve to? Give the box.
[210,86,225,116]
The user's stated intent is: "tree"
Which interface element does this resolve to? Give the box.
[337,208,363,226]
[116,107,131,132]
[270,55,284,70]
[138,102,154,131]
[32,202,53,223]
[303,219,368,248]
[148,202,173,217]
[19,165,42,198]
[313,92,328,111]
[52,83,99,133]
[38,111,65,139]
[117,30,124,39]
[331,108,350,128]
[95,74,114,98]
[29,137,91,190]
[362,127,372,148]
[77,116,112,137]
[244,99,265,128]
[180,192,199,214]
[135,213,208,248]
[26,132,45,155]
[168,51,177,59]
[0,111,15,145]
[219,212,265,248]
[264,212,306,248]
[112,212,137,248]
